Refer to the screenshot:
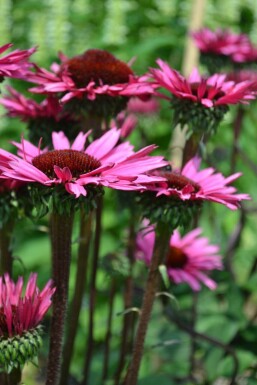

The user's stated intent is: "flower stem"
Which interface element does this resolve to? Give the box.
[124,223,170,385]
[115,220,136,385]
[46,210,74,385]
[81,196,103,385]
[0,219,15,276]
[0,368,22,385]
[60,208,93,385]
[230,107,244,174]
[102,278,116,382]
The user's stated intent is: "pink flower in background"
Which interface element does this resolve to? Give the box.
[191,28,256,63]
[0,86,62,121]
[26,49,155,103]
[0,43,35,80]
[0,128,167,198]
[112,111,138,138]
[0,273,55,337]
[136,221,222,291]
[150,60,256,107]
[127,97,160,115]
[150,157,250,210]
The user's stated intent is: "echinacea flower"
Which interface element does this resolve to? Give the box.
[0,273,55,371]
[153,157,250,210]
[192,28,252,60]
[136,221,222,291]
[140,157,250,228]
[26,49,155,117]
[150,60,256,134]
[0,128,167,199]
[0,43,35,81]
[0,86,82,143]
[127,97,159,115]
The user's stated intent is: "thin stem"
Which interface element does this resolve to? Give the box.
[0,219,15,276]
[230,107,244,174]
[114,220,136,385]
[181,133,202,168]
[46,211,74,385]
[124,223,170,385]
[60,209,93,385]
[164,308,239,385]
[81,196,103,385]
[189,292,198,381]
[102,278,116,382]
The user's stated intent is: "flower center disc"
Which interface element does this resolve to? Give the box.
[32,149,101,178]
[160,171,200,192]
[166,246,188,268]
[190,82,225,100]
[64,49,134,87]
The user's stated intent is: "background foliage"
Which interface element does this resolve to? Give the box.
[1,0,257,384]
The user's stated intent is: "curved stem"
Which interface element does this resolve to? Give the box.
[81,196,103,385]
[0,219,15,276]
[46,211,74,385]
[230,107,244,174]
[60,209,93,385]
[124,223,170,385]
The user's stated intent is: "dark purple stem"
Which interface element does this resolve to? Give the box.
[60,209,93,385]
[0,219,15,276]
[46,211,74,385]
[124,223,170,385]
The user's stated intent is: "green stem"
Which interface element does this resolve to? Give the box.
[124,223,170,385]
[102,278,116,382]
[81,196,103,385]
[0,368,22,385]
[0,219,15,276]
[60,209,93,385]
[46,211,74,385]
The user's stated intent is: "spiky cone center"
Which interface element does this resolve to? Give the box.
[0,326,43,372]
[190,82,225,100]
[64,49,134,88]
[166,246,188,268]
[160,170,201,192]
[32,149,101,178]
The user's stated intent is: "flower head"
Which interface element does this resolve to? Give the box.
[153,157,250,210]
[0,273,55,371]
[0,87,82,143]
[0,128,167,199]
[150,60,256,134]
[192,28,253,60]
[136,221,222,291]
[26,49,155,117]
[0,43,35,81]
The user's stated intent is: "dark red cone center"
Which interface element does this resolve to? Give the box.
[159,171,200,192]
[32,149,101,178]
[166,246,188,268]
[63,49,134,88]
[190,82,225,100]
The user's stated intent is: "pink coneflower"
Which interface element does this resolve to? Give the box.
[136,221,222,291]
[0,86,81,143]
[150,60,256,134]
[0,86,62,121]
[112,111,138,138]
[0,273,55,371]
[26,49,155,115]
[192,28,252,60]
[151,157,250,210]
[0,128,167,198]
[0,273,55,337]
[151,60,256,107]
[127,97,160,115]
[0,43,35,81]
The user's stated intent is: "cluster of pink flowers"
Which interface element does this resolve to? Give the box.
[0,273,55,337]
